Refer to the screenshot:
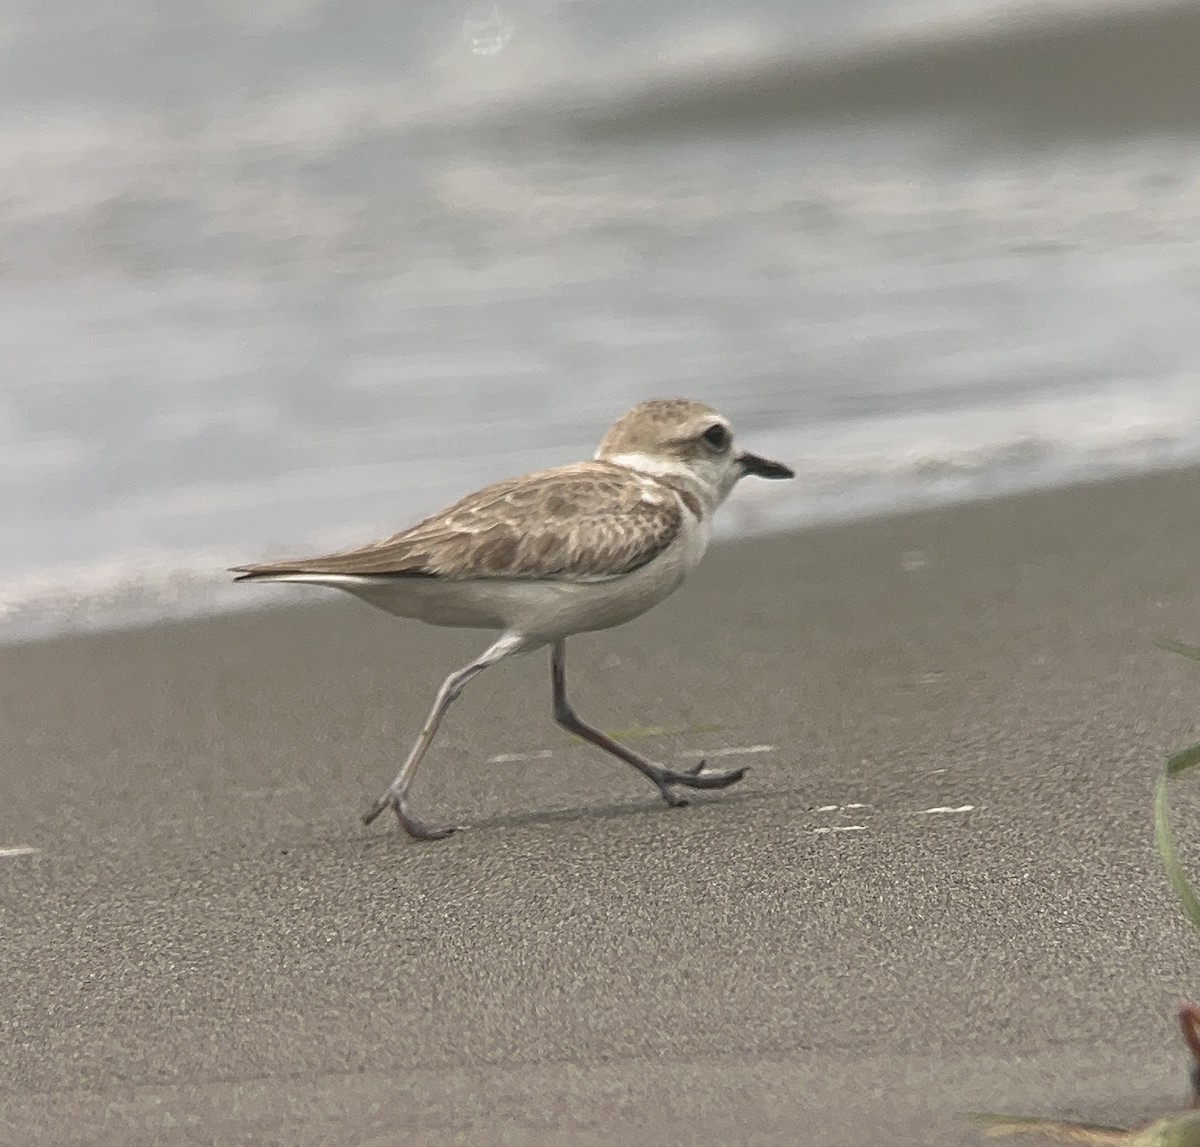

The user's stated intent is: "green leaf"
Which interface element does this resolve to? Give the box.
[1134,1112,1200,1147]
[968,1111,1129,1142]
[1168,742,1200,777]
[1155,639,1200,663]
[1155,777,1200,933]
[968,1111,1200,1145]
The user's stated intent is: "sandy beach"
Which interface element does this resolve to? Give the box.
[4,466,1200,1145]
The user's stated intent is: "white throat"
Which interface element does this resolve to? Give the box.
[601,451,722,511]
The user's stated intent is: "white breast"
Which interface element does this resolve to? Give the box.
[268,489,712,645]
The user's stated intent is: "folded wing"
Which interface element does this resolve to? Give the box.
[231,463,683,583]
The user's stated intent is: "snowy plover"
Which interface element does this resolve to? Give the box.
[232,398,794,840]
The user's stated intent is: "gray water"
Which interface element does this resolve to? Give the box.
[3,0,1200,641]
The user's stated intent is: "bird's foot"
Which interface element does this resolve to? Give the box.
[361,791,461,841]
[652,759,749,806]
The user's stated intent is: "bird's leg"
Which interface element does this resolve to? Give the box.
[550,640,747,807]
[363,632,526,840]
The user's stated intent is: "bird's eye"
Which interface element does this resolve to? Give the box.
[701,423,730,451]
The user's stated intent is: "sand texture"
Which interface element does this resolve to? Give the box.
[4,468,1200,1145]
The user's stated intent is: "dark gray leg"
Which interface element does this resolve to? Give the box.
[550,640,747,807]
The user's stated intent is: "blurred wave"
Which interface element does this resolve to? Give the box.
[1,0,1198,642]
[564,1,1200,143]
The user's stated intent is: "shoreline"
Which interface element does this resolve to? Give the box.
[5,461,1200,1144]
[8,457,1200,652]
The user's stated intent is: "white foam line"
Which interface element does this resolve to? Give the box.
[487,750,554,764]
[815,803,870,812]
[0,845,41,858]
[678,744,776,758]
[916,805,976,815]
[812,825,867,835]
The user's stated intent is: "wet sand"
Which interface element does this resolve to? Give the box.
[4,467,1200,1145]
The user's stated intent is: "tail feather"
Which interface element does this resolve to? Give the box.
[229,569,406,595]
[231,564,435,584]
[230,563,308,583]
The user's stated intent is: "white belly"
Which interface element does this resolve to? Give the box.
[261,511,711,643]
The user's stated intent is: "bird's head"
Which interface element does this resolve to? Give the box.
[596,398,794,508]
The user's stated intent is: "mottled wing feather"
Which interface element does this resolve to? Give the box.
[232,463,683,582]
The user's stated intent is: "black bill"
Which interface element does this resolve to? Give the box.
[739,451,795,480]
